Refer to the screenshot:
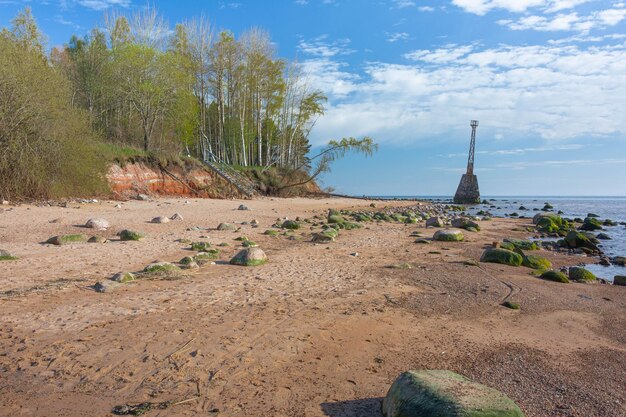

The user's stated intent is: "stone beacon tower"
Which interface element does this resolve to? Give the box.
[453,120,480,204]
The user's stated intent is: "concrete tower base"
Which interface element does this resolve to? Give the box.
[454,174,480,204]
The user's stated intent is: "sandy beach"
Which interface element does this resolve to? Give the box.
[0,196,624,417]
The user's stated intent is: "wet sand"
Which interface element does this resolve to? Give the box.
[0,197,624,416]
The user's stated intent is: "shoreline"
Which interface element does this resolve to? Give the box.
[0,196,624,416]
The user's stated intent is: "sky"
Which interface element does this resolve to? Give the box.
[1,0,626,196]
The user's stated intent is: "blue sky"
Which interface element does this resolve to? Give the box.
[2,0,626,196]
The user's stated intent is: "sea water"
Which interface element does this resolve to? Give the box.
[371,196,626,282]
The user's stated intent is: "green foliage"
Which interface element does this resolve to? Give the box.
[0,14,107,200]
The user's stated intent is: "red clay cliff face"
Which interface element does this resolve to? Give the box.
[106,163,237,199]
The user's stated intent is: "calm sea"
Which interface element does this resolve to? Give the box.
[370,196,626,282]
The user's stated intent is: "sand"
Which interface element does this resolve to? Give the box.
[0,197,624,417]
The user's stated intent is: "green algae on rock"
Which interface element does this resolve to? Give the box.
[382,370,525,417]
[522,255,552,271]
[119,230,143,241]
[46,234,89,245]
[568,266,596,282]
[480,248,523,266]
[433,229,465,242]
[281,220,300,230]
[540,270,570,283]
[230,247,268,266]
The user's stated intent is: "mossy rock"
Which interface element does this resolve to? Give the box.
[191,241,211,251]
[414,239,430,244]
[242,240,258,247]
[230,247,268,266]
[234,236,249,241]
[463,260,479,266]
[533,212,562,226]
[580,217,603,231]
[536,217,559,233]
[343,222,362,230]
[46,234,89,245]
[111,272,136,283]
[480,248,523,266]
[569,267,596,282]
[143,262,181,276]
[0,250,17,261]
[119,230,143,241]
[328,214,345,224]
[433,229,464,242]
[355,214,372,222]
[179,256,196,265]
[264,229,280,236]
[281,220,300,230]
[522,255,551,270]
[451,218,481,231]
[540,270,569,283]
[504,239,539,251]
[382,370,525,417]
[502,301,520,310]
[564,231,598,250]
[195,250,220,264]
[217,223,236,231]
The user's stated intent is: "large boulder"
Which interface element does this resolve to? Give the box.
[532,212,562,226]
[480,248,523,266]
[382,370,524,417]
[569,267,596,282]
[614,276,626,286]
[613,256,626,266]
[503,239,539,251]
[522,255,551,270]
[533,212,563,233]
[85,218,110,230]
[46,234,88,245]
[540,270,569,283]
[580,217,603,231]
[118,230,143,241]
[563,231,598,251]
[230,247,268,266]
[451,218,480,231]
[425,217,444,228]
[433,229,464,242]
[281,220,300,230]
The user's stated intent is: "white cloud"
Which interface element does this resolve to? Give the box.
[75,0,130,10]
[451,0,545,15]
[294,0,309,4]
[303,42,626,145]
[386,32,411,42]
[405,44,474,63]
[499,7,626,33]
[298,36,355,57]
